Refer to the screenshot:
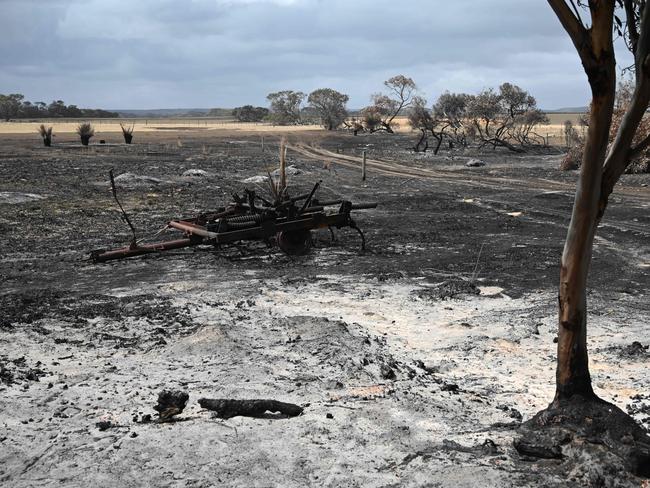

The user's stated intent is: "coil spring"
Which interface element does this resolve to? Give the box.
[224,214,263,224]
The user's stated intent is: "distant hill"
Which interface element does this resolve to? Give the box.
[113,106,590,118]
[544,106,589,113]
[114,108,213,118]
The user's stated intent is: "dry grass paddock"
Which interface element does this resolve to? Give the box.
[0,112,585,146]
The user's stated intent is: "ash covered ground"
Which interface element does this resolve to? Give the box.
[0,129,648,487]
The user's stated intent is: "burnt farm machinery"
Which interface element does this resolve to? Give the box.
[90,177,377,263]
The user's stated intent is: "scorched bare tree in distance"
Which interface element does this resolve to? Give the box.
[362,75,417,133]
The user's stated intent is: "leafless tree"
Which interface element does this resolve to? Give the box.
[407,96,434,152]
[432,92,472,147]
[408,95,459,154]
[465,83,548,152]
[362,75,417,133]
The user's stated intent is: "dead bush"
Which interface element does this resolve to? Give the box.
[562,78,650,173]
[38,124,53,147]
[120,123,134,144]
[76,123,95,146]
[560,138,584,170]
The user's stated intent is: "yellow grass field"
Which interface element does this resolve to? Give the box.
[545,112,585,125]
[0,113,585,145]
[0,118,324,135]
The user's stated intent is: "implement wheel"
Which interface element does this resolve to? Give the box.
[276,229,312,255]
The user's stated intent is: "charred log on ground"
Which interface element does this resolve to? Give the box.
[198,398,303,419]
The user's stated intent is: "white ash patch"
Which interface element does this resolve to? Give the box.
[112,173,163,187]
[181,169,209,178]
[0,192,46,204]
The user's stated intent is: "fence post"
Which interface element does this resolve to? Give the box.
[362,150,367,181]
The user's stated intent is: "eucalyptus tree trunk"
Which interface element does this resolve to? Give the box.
[549,0,650,403]
[549,0,616,402]
[556,74,614,400]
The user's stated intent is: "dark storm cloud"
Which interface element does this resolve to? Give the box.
[0,0,633,109]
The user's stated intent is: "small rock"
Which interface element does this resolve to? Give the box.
[324,380,344,390]
[441,383,459,393]
[271,165,301,176]
[465,159,486,167]
[509,409,523,421]
[96,420,113,431]
[113,173,162,187]
[621,341,648,357]
[182,169,208,178]
[242,175,268,184]
[482,439,499,455]
[380,364,396,380]
[326,413,334,419]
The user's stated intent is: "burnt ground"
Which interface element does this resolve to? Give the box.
[0,129,648,487]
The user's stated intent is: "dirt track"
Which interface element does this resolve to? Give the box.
[0,129,648,487]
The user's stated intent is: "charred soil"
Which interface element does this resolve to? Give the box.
[0,130,648,487]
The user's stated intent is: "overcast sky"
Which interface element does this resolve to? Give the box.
[0,0,634,110]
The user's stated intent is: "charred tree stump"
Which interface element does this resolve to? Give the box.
[154,390,189,421]
[515,396,650,477]
[413,129,428,153]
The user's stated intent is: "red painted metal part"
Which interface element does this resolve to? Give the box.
[90,238,198,263]
[168,220,219,238]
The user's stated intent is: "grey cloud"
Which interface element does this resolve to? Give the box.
[0,0,635,109]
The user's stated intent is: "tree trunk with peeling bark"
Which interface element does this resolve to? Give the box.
[513,4,650,476]
[548,0,650,403]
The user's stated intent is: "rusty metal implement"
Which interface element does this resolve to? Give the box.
[90,180,377,263]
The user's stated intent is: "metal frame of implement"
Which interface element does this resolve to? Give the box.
[91,183,377,263]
